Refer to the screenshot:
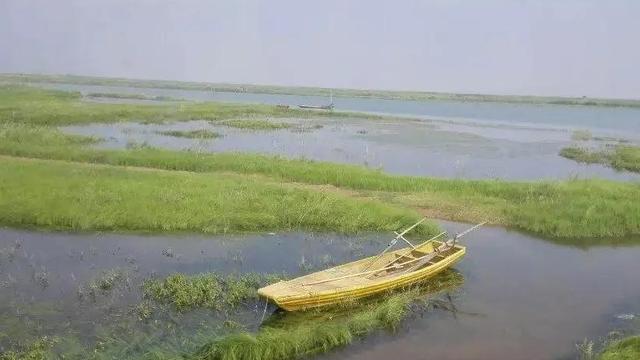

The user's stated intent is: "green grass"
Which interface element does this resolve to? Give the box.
[560,145,640,173]
[0,85,359,127]
[598,336,640,360]
[143,273,286,312]
[2,123,640,240]
[216,119,291,130]
[1,85,640,241]
[190,271,463,360]
[0,156,436,235]
[611,146,640,172]
[157,129,222,139]
[0,336,57,360]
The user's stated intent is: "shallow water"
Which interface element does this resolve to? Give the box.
[322,221,640,360]
[62,117,639,181]
[1,224,639,359]
[36,82,640,137]
[0,229,388,355]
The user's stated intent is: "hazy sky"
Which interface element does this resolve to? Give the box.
[2,0,639,98]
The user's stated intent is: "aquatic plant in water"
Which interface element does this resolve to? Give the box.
[0,336,57,360]
[143,272,287,312]
[190,270,463,360]
[560,145,640,173]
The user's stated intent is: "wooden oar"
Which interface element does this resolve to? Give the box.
[302,221,487,287]
[361,217,427,271]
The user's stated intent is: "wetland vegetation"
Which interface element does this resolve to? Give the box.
[5,72,640,108]
[1,85,640,240]
[1,83,640,359]
[560,145,640,173]
[598,336,640,360]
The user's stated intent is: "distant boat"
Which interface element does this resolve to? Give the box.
[298,91,334,110]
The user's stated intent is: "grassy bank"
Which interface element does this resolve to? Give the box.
[598,336,640,360]
[0,156,435,235]
[4,72,640,108]
[560,145,640,173]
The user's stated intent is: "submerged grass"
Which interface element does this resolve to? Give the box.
[157,129,222,139]
[0,336,57,360]
[560,145,640,173]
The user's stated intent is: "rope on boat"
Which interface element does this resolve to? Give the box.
[259,297,269,324]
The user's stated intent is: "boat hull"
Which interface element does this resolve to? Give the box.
[258,241,465,311]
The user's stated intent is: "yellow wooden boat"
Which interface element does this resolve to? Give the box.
[258,220,483,311]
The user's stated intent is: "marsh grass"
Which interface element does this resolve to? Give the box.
[157,129,222,139]
[215,119,291,130]
[1,86,640,240]
[78,268,128,301]
[560,145,640,173]
[0,157,434,235]
[0,336,57,360]
[0,85,358,126]
[191,271,463,360]
[143,273,286,312]
[597,336,640,360]
[1,123,639,240]
[572,130,593,141]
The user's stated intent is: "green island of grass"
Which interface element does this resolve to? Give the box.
[560,145,640,173]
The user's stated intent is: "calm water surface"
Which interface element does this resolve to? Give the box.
[37,82,640,137]
[1,224,639,359]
